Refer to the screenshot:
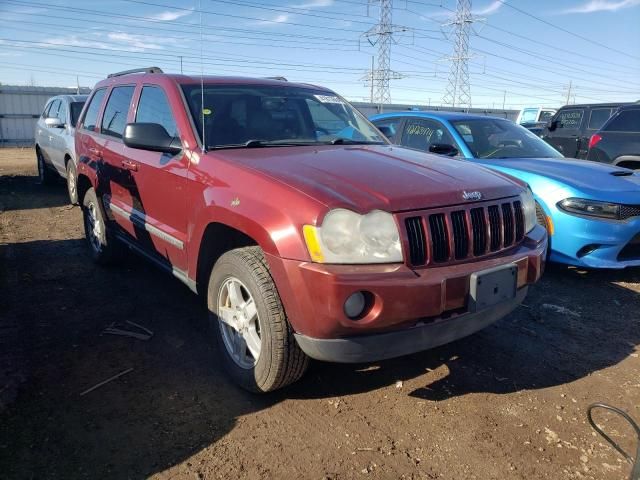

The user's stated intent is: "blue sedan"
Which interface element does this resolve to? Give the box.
[370,111,640,269]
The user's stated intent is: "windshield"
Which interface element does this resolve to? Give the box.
[451,118,563,159]
[181,84,386,149]
[70,101,86,126]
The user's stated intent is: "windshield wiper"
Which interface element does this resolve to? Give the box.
[330,138,385,145]
[209,139,314,150]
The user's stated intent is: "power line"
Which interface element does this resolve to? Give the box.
[495,0,640,61]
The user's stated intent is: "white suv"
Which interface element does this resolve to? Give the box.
[34,94,87,204]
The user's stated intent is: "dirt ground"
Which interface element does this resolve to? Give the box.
[0,147,639,480]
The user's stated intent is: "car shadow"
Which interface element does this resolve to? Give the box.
[1,238,638,478]
[0,173,70,211]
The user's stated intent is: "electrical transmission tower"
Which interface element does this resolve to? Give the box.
[362,0,407,109]
[442,0,477,108]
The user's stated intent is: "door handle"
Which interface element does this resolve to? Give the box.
[121,160,138,172]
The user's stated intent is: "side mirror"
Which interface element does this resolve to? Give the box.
[123,123,182,154]
[429,143,458,156]
[377,125,393,138]
[547,120,558,131]
[45,117,64,128]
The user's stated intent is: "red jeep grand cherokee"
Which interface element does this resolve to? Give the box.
[75,67,547,392]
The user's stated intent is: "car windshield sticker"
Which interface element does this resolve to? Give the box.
[314,94,343,104]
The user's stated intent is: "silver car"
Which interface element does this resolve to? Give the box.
[35,94,88,204]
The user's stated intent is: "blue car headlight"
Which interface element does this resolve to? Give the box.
[557,198,621,220]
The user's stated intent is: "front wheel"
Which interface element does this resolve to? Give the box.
[208,247,309,392]
[36,148,56,185]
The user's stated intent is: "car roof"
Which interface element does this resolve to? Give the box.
[371,111,510,122]
[49,94,89,102]
[95,72,331,92]
[557,102,632,109]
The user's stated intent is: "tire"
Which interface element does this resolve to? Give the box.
[81,187,122,264]
[208,246,309,393]
[66,161,78,205]
[36,148,56,185]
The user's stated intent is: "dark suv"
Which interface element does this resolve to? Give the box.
[74,67,547,392]
[541,102,629,158]
[587,103,640,169]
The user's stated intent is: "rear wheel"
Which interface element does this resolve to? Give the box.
[81,187,122,264]
[36,148,56,185]
[66,161,78,205]
[208,246,309,392]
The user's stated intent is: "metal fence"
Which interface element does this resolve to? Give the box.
[0,85,91,147]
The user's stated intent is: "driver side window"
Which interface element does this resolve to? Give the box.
[400,118,456,153]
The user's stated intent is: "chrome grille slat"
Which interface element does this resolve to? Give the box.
[429,213,449,262]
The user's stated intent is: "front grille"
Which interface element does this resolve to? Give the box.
[404,198,525,266]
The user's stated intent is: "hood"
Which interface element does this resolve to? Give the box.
[213,145,524,212]
[474,157,640,194]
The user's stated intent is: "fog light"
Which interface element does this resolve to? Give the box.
[344,291,366,319]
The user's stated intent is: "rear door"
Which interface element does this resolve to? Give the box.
[96,85,138,240]
[76,88,107,172]
[123,84,189,272]
[544,108,584,158]
[599,108,640,167]
[579,107,613,159]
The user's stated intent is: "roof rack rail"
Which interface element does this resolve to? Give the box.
[107,67,164,78]
[264,76,288,81]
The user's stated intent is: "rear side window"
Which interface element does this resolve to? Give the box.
[82,89,107,131]
[588,108,612,129]
[603,109,640,133]
[135,86,178,137]
[101,86,135,139]
[555,109,583,130]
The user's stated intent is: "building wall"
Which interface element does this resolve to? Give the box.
[0,86,91,147]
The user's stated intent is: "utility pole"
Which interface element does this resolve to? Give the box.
[76,76,80,95]
[361,0,407,110]
[442,0,477,108]
[179,56,183,74]
[370,56,374,104]
[502,90,506,110]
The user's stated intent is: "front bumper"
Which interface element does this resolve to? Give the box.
[548,211,640,269]
[266,225,547,361]
[295,288,527,362]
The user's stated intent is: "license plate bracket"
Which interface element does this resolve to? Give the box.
[469,264,518,312]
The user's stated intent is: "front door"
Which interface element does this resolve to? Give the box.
[544,108,584,158]
[123,84,189,273]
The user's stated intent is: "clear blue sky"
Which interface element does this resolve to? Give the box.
[0,0,638,109]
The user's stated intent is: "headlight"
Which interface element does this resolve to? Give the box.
[520,188,536,233]
[303,209,403,263]
[557,198,621,219]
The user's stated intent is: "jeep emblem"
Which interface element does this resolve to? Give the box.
[462,191,482,201]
